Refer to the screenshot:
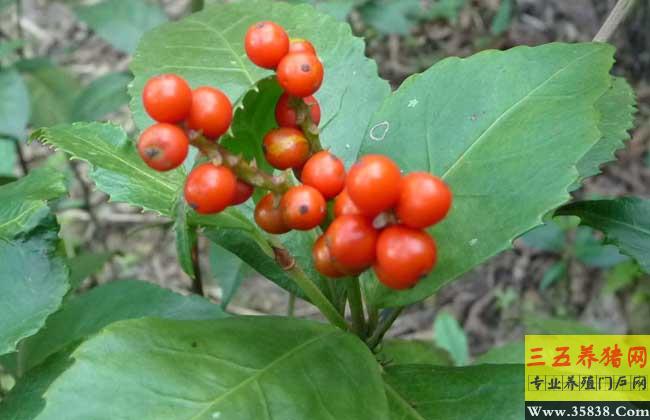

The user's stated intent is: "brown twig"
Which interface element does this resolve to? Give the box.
[593,0,637,42]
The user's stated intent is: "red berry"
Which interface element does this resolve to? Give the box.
[277,52,324,97]
[187,87,233,139]
[245,21,289,69]
[346,155,401,216]
[137,123,189,171]
[263,127,310,170]
[301,151,345,199]
[333,189,364,218]
[325,215,378,273]
[396,172,452,229]
[184,163,236,214]
[280,185,326,230]
[313,235,345,278]
[289,38,316,55]
[275,93,321,128]
[374,226,437,290]
[255,193,290,234]
[142,74,192,123]
[231,180,254,205]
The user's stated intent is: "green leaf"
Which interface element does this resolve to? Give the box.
[361,43,616,308]
[204,225,304,297]
[17,59,80,127]
[219,77,280,171]
[433,311,469,366]
[284,0,360,21]
[0,348,74,420]
[0,0,15,12]
[474,341,524,364]
[32,122,183,215]
[0,139,16,176]
[0,216,69,356]
[0,39,24,59]
[0,67,30,139]
[72,71,131,121]
[524,317,601,334]
[557,197,650,273]
[209,241,251,308]
[130,0,389,167]
[19,279,227,371]
[0,167,67,239]
[379,340,452,365]
[604,260,642,294]
[428,0,469,21]
[576,77,636,183]
[30,317,389,420]
[574,226,629,268]
[490,0,513,35]
[383,364,523,419]
[520,220,566,253]
[540,260,566,290]
[174,201,197,279]
[65,251,114,291]
[359,0,422,35]
[75,0,168,54]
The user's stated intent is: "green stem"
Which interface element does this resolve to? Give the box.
[191,239,204,296]
[293,97,324,152]
[13,139,28,175]
[190,0,204,13]
[366,304,379,335]
[366,307,403,349]
[190,134,291,194]
[346,277,366,338]
[286,263,348,331]
[287,293,296,316]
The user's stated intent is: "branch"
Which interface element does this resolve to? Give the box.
[189,134,291,194]
[285,260,349,331]
[593,0,637,42]
[190,239,204,296]
[293,97,324,153]
[346,277,366,338]
[366,307,403,349]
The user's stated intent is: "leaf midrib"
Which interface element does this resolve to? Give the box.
[49,127,177,195]
[440,47,602,180]
[184,17,254,86]
[0,201,43,236]
[384,381,426,420]
[190,330,338,419]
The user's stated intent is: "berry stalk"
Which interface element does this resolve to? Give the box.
[292,96,324,153]
[189,133,291,194]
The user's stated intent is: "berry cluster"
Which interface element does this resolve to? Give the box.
[135,20,452,291]
[138,73,245,214]
[316,156,452,290]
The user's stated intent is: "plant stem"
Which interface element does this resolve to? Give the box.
[287,293,296,316]
[366,307,403,349]
[191,240,204,296]
[190,0,204,13]
[366,304,379,334]
[346,277,366,338]
[593,0,637,42]
[190,134,291,194]
[294,98,324,152]
[13,139,28,175]
[286,263,349,331]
